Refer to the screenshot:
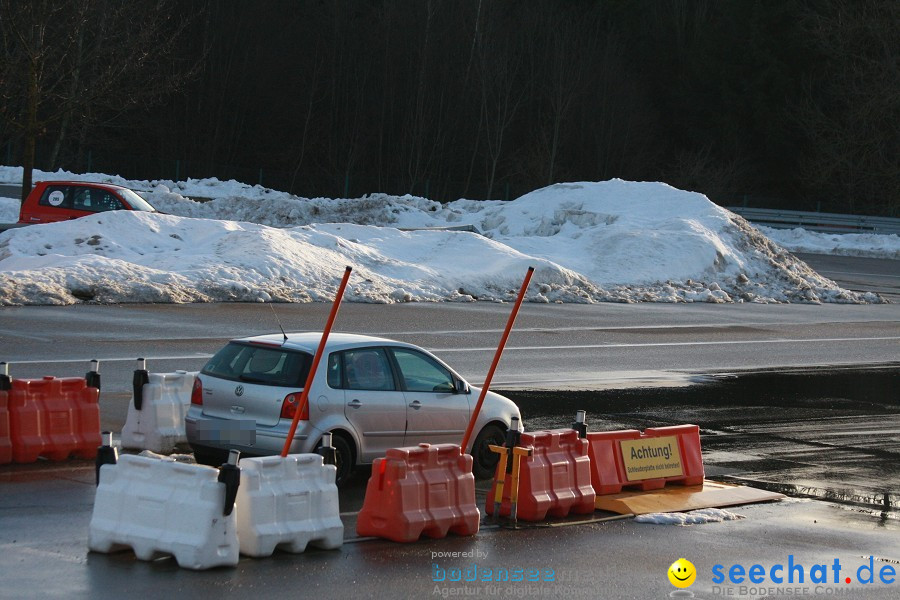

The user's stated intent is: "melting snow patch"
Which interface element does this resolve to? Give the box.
[138,450,196,463]
[635,508,746,525]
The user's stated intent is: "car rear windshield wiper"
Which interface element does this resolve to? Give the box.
[238,374,267,383]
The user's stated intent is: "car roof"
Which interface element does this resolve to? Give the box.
[231,332,406,354]
[35,180,130,191]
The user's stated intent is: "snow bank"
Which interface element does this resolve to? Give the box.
[0,212,594,305]
[0,196,18,222]
[0,167,890,306]
[143,180,889,304]
[761,226,900,260]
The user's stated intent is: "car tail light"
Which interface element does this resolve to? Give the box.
[191,377,203,405]
[280,393,309,421]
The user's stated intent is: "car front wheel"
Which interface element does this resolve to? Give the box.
[471,424,506,480]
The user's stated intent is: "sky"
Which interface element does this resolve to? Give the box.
[0,167,895,307]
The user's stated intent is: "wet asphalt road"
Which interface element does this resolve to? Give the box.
[506,367,900,511]
[796,253,900,301]
[3,298,899,392]
[1,271,898,508]
[0,183,21,199]
[3,456,899,600]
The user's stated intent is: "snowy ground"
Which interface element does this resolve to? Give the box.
[0,167,894,306]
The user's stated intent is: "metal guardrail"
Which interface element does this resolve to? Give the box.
[399,224,481,234]
[727,207,900,235]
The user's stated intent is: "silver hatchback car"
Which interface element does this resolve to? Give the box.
[185,332,522,484]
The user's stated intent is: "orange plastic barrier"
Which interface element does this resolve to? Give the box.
[486,429,595,521]
[0,388,11,465]
[8,376,101,463]
[356,443,480,542]
[584,429,642,494]
[587,424,704,495]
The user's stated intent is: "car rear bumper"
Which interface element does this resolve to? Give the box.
[185,406,318,456]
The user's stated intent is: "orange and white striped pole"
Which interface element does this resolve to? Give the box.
[460,266,534,454]
[281,266,352,457]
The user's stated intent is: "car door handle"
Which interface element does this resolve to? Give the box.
[347,399,362,408]
[408,400,422,409]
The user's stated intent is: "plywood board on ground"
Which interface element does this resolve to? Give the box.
[594,480,784,515]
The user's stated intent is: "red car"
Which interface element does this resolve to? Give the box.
[17,181,158,224]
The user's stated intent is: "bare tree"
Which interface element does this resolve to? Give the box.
[526,4,598,186]
[792,0,900,215]
[401,0,452,196]
[473,10,526,199]
[0,0,200,202]
[288,44,326,195]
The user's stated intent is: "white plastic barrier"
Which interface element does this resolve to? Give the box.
[88,454,239,570]
[121,370,197,453]
[236,453,344,557]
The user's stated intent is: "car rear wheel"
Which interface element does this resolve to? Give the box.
[471,424,506,480]
[331,433,354,487]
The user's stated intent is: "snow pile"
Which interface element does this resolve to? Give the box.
[433,182,875,304]
[0,167,889,306]
[0,196,19,223]
[148,187,445,230]
[0,211,593,305]
[634,508,745,526]
[761,226,900,260]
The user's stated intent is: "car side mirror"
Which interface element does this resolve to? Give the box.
[454,378,469,394]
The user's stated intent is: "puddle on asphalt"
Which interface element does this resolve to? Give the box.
[500,365,900,512]
[502,365,899,427]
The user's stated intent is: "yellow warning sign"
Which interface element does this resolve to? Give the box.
[620,436,683,481]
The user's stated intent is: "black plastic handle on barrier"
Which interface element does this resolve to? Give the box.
[218,450,241,517]
[0,361,10,391]
[316,433,337,476]
[505,416,522,448]
[95,431,118,486]
[132,358,149,411]
[572,410,587,439]
[503,416,521,474]
[316,433,338,467]
[85,359,101,390]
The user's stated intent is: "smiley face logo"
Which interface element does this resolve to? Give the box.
[668,558,696,588]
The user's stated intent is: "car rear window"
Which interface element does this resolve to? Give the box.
[202,342,312,387]
[39,185,74,209]
[326,347,398,391]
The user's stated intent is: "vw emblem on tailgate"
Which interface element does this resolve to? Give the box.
[234,385,244,397]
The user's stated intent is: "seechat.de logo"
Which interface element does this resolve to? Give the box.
[669,558,697,588]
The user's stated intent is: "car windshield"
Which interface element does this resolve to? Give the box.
[117,188,158,212]
[202,342,312,387]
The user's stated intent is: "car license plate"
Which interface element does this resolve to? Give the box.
[196,420,256,445]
